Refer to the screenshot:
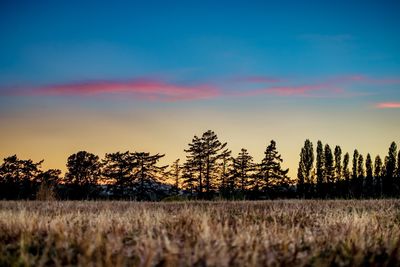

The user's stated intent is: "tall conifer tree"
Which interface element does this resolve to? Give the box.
[383,142,397,196]
[324,144,335,197]
[365,154,373,197]
[316,141,325,197]
[259,140,290,195]
[374,155,383,197]
[343,153,350,198]
[231,148,255,195]
[297,139,314,198]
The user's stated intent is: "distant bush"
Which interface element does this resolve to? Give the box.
[36,183,57,201]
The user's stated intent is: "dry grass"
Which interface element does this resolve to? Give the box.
[0,200,400,267]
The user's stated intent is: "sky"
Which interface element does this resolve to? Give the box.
[1,0,400,179]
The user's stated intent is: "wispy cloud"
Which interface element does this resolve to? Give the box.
[234,84,326,97]
[375,102,400,109]
[327,75,400,85]
[230,74,382,98]
[4,79,220,101]
[2,74,398,101]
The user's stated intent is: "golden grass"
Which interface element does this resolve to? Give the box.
[0,200,399,266]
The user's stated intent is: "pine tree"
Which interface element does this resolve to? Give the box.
[184,135,204,197]
[201,130,227,198]
[316,141,325,198]
[374,155,383,197]
[365,154,373,198]
[181,161,196,196]
[131,152,167,200]
[231,148,255,196]
[297,139,314,198]
[259,140,290,197]
[102,151,136,198]
[169,159,182,194]
[184,131,228,199]
[218,148,232,197]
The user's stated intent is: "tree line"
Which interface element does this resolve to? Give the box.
[0,130,399,200]
[297,140,400,198]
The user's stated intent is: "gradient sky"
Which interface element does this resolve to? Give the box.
[1,0,400,179]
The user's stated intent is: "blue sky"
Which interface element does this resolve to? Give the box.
[1,0,400,86]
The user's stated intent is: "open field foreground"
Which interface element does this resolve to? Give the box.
[1,200,400,267]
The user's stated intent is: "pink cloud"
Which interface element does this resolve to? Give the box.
[20,79,220,101]
[229,74,400,98]
[375,102,400,109]
[235,84,325,97]
[327,75,400,85]
[2,74,398,101]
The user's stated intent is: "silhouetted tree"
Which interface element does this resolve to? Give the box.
[2,131,399,200]
[0,155,43,199]
[324,144,334,197]
[37,169,61,185]
[334,146,342,179]
[184,135,204,197]
[184,130,228,199]
[374,155,383,197]
[102,151,136,198]
[169,159,182,194]
[0,155,21,199]
[259,140,290,198]
[365,154,373,198]
[396,150,400,195]
[181,161,197,196]
[358,155,365,178]
[397,151,400,178]
[201,130,227,198]
[65,151,102,199]
[218,148,232,198]
[356,154,365,198]
[343,153,350,198]
[383,142,397,196]
[297,139,314,198]
[231,148,255,197]
[316,141,325,198]
[382,156,389,185]
[131,152,167,200]
[351,149,359,198]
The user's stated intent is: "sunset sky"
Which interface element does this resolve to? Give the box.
[1,0,400,178]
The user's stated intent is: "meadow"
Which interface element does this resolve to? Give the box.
[0,200,399,267]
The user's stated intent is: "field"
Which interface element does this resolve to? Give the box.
[0,200,400,267]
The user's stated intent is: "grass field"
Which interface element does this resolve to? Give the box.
[0,200,400,267]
